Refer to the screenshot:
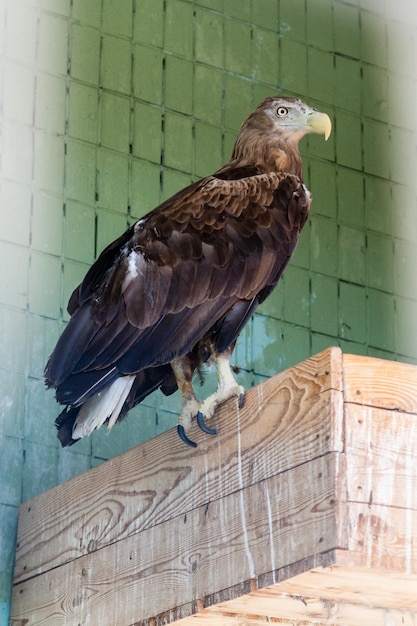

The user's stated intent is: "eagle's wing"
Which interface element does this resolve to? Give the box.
[45,170,310,401]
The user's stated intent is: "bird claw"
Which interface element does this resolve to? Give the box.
[177,424,197,448]
[197,411,219,435]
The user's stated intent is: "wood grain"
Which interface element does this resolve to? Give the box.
[11,454,339,626]
[14,347,343,583]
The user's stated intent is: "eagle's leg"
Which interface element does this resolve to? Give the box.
[197,347,245,434]
[171,357,200,448]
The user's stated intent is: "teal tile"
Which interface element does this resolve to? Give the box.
[306,0,333,51]
[282,265,310,328]
[130,160,161,218]
[195,8,224,67]
[133,0,164,47]
[0,242,29,310]
[394,239,417,300]
[133,103,162,164]
[25,378,61,446]
[256,275,284,320]
[33,132,65,195]
[65,140,97,204]
[338,282,366,343]
[4,62,34,126]
[360,11,387,68]
[307,47,334,105]
[32,192,64,256]
[29,252,62,318]
[37,14,69,77]
[58,448,92,483]
[165,55,194,115]
[97,150,129,211]
[26,314,61,380]
[364,176,392,235]
[310,273,338,336]
[0,505,18,604]
[224,74,253,131]
[95,208,128,254]
[0,308,27,375]
[101,36,132,94]
[22,441,59,501]
[163,111,193,172]
[366,232,394,293]
[64,202,96,264]
[133,45,163,104]
[338,224,366,285]
[194,64,223,126]
[156,409,177,436]
[334,56,361,114]
[367,289,395,352]
[280,39,307,95]
[363,118,390,179]
[335,111,362,170]
[102,0,133,38]
[0,371,24,439]
[333,3,360,59]
[100,92,131,153]
[337,167,364,228]
[310,215,338,277]
[233,322,253,372]
[72,0,102,28]
[0,181,31,246]
[194,122,222,177]
[362,65,389,122]
[224,18,252,76]
[309,159,337,219]
[68,82,99,143]
[62,260,91,321]
[279,0,306,41]
[70,24,101,84]
[165,0,194,57]
[252,28,279,86]
[252,314,284,376]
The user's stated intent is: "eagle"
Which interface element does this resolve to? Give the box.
[45,97,331,448]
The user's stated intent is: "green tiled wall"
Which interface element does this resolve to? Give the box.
[1,0,417,622]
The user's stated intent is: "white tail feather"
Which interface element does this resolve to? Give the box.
[72,375,135,439]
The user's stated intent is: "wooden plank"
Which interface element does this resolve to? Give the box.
[343,353,417,413]
[11,454,340,626]
[14,347,343,583]
[345,404,417,510]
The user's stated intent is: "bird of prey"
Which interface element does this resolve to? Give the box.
[45,96,331,448]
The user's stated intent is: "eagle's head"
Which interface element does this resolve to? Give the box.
[232,96,332,177]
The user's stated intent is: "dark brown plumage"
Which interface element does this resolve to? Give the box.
[45,96,331,447]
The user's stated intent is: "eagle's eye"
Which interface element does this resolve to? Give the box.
[276,106,288,117]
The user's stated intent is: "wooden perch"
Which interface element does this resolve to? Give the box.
[10,348,417,625]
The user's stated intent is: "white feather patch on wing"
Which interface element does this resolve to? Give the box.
[72,375,135,439]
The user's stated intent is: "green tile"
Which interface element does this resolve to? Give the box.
[337,167,364,228]
[5,4,37,66]
[307,48,334,105]
[165,55,194,115]
[95,208,128,254]
[100,92,131,153]
[367,289,395,352]
[25,378,61,446]
[360,11,387,68]
[101,36,132,94]
[133,44,163,104]
[133,0,164,47]
[4,62,34,126]
[364,176,392,235]
[64,202,96,264]
[366,231,394,292]
[224,18,252,76]
[338,282,366,343]
[68,82,99,143]
[251,0,278,31]
[194,122,222,177]
[62,260,91,320]
[291,223,310,269]
[388,73,415,132]
[310,215,338,277]
[0,308,27,375]
[65,140,97,204]
[32,192,64,256]
[279,0,306,41]
[130,160,161,218]
[335,111,362,170]
[0,181,31,246]
[280,322,311,371]
[390,126,415,186]
[29,252,62,318]
[363,118,390,179]
[334,56,361,114]
[224,74,253,131]
[306,0,333,50]
[163,111,193,172]
[26,313,61,380]
[0,242,29,310]
[362,65,389,122]
[194,64,223,126]
[22,441,59,501]
[309,159,337,219]
[333,3,360,59]
[223,129,237,163]
[387,20,414,78]
[280,38,307,95]
[282,265,310,328]
[165,0,194,57]
[97,150,129,211]
[70,24,101,84]
[72,0,102,28]
[35,73,66,134]
[310,273,338,336]
[252,314,284,376]
[223,0,250,20]
[0,372,24,439]
[311,332,338,355]
[257,278,284,320]
[394,239,417,300]
[195,8,224,67]
[252,28,279,86]
[38,0,71,15]
[37,14,69,76]
[395,296,417,358]
[2,122,33,184]
[338,224,366,285]
[391,184,417,243]
[195,0,223,10]
[161,169,193,202]
[33,132,65,195]
[102,0,133,38]
[133,102,162,163]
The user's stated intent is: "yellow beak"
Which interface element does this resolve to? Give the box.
[307,111,332,141]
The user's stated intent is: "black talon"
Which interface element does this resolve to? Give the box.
[177,424,197,448]
[197,411,219,435]
[238,392,245,409]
